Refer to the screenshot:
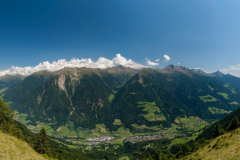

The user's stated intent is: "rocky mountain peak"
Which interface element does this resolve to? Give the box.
[213,70,224,78]
[163,64,190,72]
[192,69,204,74]
[163,64,175,72]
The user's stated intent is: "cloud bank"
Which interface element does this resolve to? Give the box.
[0,54,149,77]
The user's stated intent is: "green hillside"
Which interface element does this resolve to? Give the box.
[0,131,46,160]
[110,71,196,130]
[197,107,240,140]
[185,127,240,160]
[0,98,46,160]
[110,66,240,133]
[182,106,240,160]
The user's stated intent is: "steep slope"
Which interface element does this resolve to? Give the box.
[3,71,52,102]
[108,66,240,134]
[111,71,195,130]
[0,131,45,160]
[6,66,137,129]
[185,127,240,160]
[111,66,240,131]
[0,98,45,159]
[197,107,240,140]
[153,66,240,120]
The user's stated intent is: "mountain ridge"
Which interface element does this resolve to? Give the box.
[1,65,240,139]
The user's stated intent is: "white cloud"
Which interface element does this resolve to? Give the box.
[163,55,171,62]
[155,58,160,62]
[220,64,240,77]
[112,54,146,68]
[0,54,147,77]
[145,58,159,66]
[177,62,181,65]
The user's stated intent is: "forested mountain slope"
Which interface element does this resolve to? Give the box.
[3,66,138,129]
[110,66,240,131]
[1,65,240,135]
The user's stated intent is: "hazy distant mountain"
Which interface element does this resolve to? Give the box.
[2,71,52,102]
[213,71,240,91]
[212,70,225,78]
[0,74,25,90]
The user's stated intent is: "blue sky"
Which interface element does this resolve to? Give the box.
[1,0,240,76]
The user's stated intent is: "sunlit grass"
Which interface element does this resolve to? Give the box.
[0,131,46,160]
[199,95,218,102]
[208,107,231,115]
[223,83,236,94]
[229,101,238,105]
[137,101,166,121]
[185,128,240,160]
[217,92,230,99]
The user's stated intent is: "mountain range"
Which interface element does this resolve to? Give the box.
[1,65,240,136]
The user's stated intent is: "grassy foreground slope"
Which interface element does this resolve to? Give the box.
[0,131,45,160]
[185,128,240,160]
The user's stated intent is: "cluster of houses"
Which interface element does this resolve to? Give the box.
[87,136,114,142]
[124,133,178,143]
[86,136,114,146]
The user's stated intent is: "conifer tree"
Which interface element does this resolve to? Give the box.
[156,149,163,160]
[146,152,154,160]
[34,127,49,154]
[213,122,224,137]
[227,116,240,131]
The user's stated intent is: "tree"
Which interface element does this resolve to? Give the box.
[0,98,22,138]
[181,144,191,156]
[213,122,224,137]
[141,152,154,160]
[0,98,14,130]
[155,149,163,160]
[227,116,240,131]
[34,127,49,154]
